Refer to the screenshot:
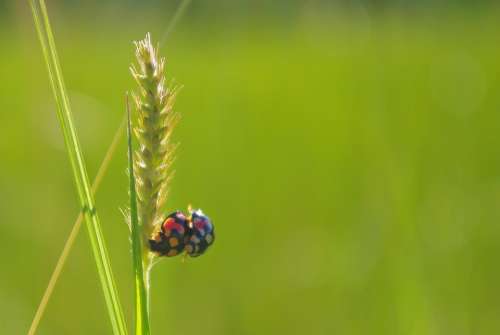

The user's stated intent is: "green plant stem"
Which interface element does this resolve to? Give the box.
[127,97,151,335]
[29,1,127,334]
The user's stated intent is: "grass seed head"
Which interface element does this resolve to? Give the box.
[130,33,180,239]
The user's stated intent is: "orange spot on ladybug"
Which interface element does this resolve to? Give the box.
[167,249,178,257]
[169,237,179,247]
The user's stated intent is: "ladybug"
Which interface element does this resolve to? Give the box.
[185,209,215,257]
[149,211,188,257]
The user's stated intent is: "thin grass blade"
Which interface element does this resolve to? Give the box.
[160,0,192,44]
[28,1,128,334]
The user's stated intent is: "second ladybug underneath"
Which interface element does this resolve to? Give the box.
[185,210,215,257]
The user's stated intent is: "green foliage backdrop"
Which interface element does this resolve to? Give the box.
[1,3,500,334]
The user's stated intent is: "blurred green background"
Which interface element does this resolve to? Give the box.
[1,1,500,334]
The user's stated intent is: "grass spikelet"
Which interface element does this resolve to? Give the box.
[130,33,180,245]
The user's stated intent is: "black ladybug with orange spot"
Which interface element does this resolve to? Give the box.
[185,209,215,257]
[149,211,189,257]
